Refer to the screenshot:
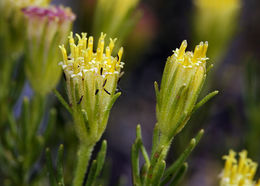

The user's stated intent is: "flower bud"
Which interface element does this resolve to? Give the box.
[59,32,124,143]
[156,41,209,138]
[23,5,75,95]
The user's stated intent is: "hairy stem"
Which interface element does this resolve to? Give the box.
[73,143,94,186]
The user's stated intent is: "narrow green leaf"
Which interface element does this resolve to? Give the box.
[168,112,188,140]
[140,163,149,184]
[131,142,141,186]
[105,92,121,112]
[95,140,107,178]
[21,97,30,149]
[57,144,65,186]
[154,81,160,108]
[136,125,150,167]
[131,138,141,186]
[7,111,17,138]
[100,92,121,133]
[193,90,219,113]
[194,129,204,145]
[151,123,160,158]
[161,130,204,185]
[1,146,17,167]
[81,109,90,133]
[3,131,15,154]
[206,64,214,74]
[85,160,98,186]
[166,84,188,130]
[169,163,188,186]
[53,89,72,114]
[30,94,45,134]
[44,108,57,141]
[46,148,57,186]
[152,160,166,186]
[144,145,165,186]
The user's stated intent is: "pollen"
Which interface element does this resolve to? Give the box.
[172,40,209,69]
[220,150,260,186]
[59,32,124,79]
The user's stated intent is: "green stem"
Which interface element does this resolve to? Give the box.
[73,143,94,186]
[145,135,172,186]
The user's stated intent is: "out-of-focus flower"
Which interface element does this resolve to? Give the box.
[0,0,51,124]
[156,41,216,141]
[59,32,124,144]
[92,0,140,48]
[220,150,260,186]
[23,5,75,96]
[193,0,241,62]
[0,0,50,54]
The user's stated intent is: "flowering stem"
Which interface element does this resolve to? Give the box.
[144,135,171,186]
[73,143,94,186]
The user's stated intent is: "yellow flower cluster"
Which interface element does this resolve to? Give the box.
[220,150,260,186]
[157,41,209,138]
[59,32,124,144]
[59,32,124,80]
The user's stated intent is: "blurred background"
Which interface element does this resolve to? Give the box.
[1,0,260,185]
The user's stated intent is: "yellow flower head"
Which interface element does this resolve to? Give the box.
[156,41,211,139]
[59,32,124,80]
[220,150,260,186]
[59,32,124,143]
